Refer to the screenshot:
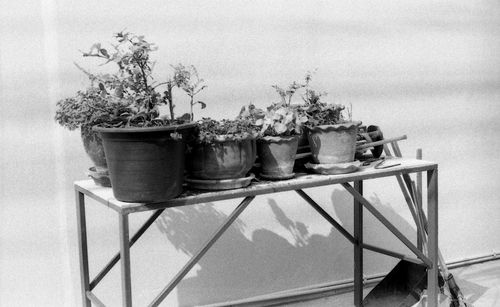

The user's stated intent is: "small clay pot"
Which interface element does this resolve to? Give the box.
[307,121,362,164]
[81,129,107,173]
[187,137,257,180]
[257,135,299,179]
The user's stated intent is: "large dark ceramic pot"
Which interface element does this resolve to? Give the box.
[257,135,299,180]
[94,123,195,203]
[307,121,362,164]
[187,137,257,180]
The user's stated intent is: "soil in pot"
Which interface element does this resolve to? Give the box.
[94,123,195,203]
[257,135,299,180]
[307,121,362,164]
[187,138,257,180]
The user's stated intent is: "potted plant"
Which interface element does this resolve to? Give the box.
[302,92,361,164]
[55,85,134,186]
[186,117,259,186]
[58,31,206,202]
[271,75,309,148]
[257,104,307,179]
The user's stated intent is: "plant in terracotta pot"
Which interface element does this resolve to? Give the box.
[302,92,361,165]
[186,117,259,188]
[55,85,133,186]
[272,71,320,149]
[58,31,205,202]
[242,103,307,180]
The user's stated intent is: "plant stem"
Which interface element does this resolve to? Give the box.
[167,82,174,120]
[190,96,194,121]
[136,61,151,112]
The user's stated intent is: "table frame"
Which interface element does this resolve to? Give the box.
[74,157,438,307]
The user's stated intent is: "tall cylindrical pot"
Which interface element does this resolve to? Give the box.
[94,123,195,203]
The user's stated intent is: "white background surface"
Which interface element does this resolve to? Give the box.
[1,0,499,305]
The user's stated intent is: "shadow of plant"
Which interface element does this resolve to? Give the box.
[155,187,418,306]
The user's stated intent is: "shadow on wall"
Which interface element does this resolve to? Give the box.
[155,188,416,306]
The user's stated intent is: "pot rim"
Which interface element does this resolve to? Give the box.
[308,121,362,132]
[93,122,196,133]
[197,134,257,143]
[258,135,300,143]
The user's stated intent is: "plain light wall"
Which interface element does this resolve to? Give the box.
[1,0,500,306]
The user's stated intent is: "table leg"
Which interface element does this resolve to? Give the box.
[354,180,363,306]
[76,190,91,307]
[119,213,133,307]
[427,169,438,307]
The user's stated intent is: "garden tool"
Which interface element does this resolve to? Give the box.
[394,147,472,307]
[356,125,385,158]
[363,260,428,307]
[362,142,443,307]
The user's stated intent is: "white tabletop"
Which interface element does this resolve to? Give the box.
[75,157,437,214]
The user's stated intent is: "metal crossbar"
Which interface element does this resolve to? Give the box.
[363,243,423,265]
[90,209,165,290]
[86,291,106,307]
[148,196,255,307]
[295,189,356,244]
[341,182,432,268]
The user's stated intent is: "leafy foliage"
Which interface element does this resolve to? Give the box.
[81,31,161,114]
[54,87,133,137]
[239,103,307,137]
[55,31,206,133]
[298,71,351,127]
[193,118,260,143]
[301,101,347,127]
[172,64,207,121]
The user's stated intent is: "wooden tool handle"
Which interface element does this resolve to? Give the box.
[356,135,407,150]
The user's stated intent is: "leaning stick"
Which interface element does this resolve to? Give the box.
[356,135,407,150]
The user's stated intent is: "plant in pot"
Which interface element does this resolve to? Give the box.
[241,103,307,180]
[302,93,361,165]
[185,117,260,190]
[271,75,309,147]
[62,31,204,202]
[55,85,134,187]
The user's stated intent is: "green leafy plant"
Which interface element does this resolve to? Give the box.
[54,87,134,139]
[296,71,352,127]
[172,64,207,121]
[55,31,206,132]
[193,118,260,143]
[80,31,162,117]
[239,103,307,137]
[302,101,348,127]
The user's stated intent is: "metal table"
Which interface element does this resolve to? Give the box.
[74,157,438,307]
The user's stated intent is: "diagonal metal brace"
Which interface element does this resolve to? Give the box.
[90,209,165,290]
[341,182,432,268]
[148,196,255,307]
[295,189,356,244]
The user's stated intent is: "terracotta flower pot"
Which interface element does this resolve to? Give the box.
[307,121,362,164]
[257,135,299,179]
[94,123,195,203]
[187,137,257,180]
[81,129,107,173]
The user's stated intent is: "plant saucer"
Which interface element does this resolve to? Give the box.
[259,173,295,181]
[185,174,255,191]
[304,161,362,175]
[87,167,111,187]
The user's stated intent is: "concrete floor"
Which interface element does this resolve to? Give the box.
[285,259,500,307]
